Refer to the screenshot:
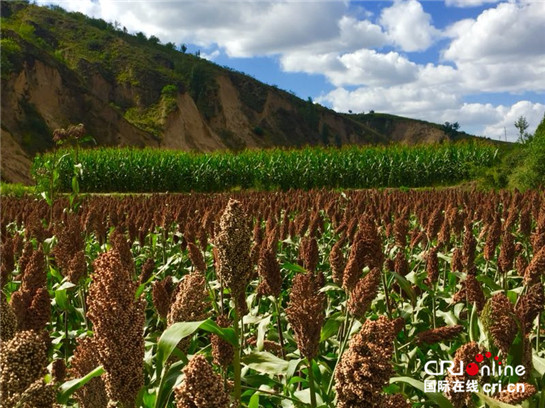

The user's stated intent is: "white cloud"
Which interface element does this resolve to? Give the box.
[444,2,545,62]
[218,2,346,57]
[317,85,460,118]
[335,50,419,86]
[442,1,545,92]
[281,52,344,76]
[417,63,460,88]
[318,86,545,141]
[281,49,419,87]
[445,0,500,8]
[336,16,388,51]
[379,0,440,52]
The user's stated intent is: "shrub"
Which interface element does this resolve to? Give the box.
[161,84,178,98]
[509,113,545,190]
[0,38,22,76]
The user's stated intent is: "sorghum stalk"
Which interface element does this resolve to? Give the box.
[432,284,437,329]
[161,228,167,264]
[49,148,57,224]
[340,300,351,340]
[427,246,440,328]
[232,302,242,407]
[307,358,317,408]
[337,302,346,340]
[237,292,247,355]
[240,316,245,357]
[78,287,88,330]
[64,310,69,362]
[381,270,393,320]
[205,279,220,315]
[220,282,224,315]
[273,298,286,359]
[442,258,449,291]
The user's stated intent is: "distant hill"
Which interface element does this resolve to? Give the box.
[1,1,476,184]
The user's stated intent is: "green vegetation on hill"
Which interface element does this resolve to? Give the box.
[1,2,202,107]
[481,113,545,190]
[122,84,180,139]
[32,142,499,193]
[506,113,545,189]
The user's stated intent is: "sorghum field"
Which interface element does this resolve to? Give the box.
[1,189,544,408]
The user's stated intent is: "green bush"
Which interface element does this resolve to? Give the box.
[0,182,35,197]
[86,38,102,51]
[509,113,545,190]
[479,144,524,189]
[0,38,22,77]
[161,84,178,98]
[123,106,162,138]
[16,22,35,40]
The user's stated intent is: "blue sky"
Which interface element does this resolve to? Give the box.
[36,0,545,141]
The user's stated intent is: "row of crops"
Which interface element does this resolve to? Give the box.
[31,142,499,192]
[1,189,544,407]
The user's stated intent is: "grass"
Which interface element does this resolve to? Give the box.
[0,182,36,197]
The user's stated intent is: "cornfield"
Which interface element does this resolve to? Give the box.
[1,188,544,408]
[31,142,498,192]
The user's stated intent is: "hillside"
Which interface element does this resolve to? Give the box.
[1,2,472,184]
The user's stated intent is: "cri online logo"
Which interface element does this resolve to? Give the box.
[424,351,526,377]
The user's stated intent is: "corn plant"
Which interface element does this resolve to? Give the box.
[32,142,498,193]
